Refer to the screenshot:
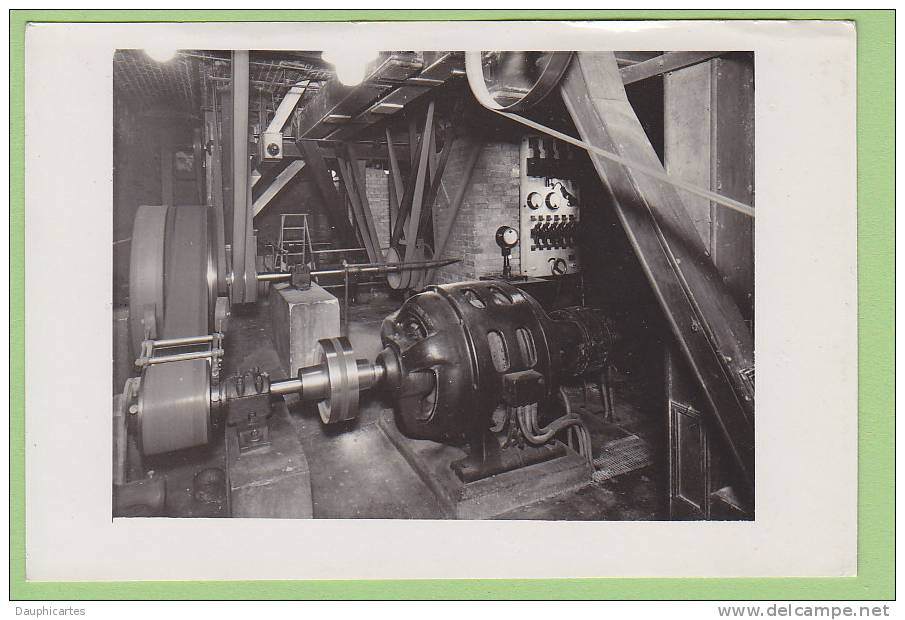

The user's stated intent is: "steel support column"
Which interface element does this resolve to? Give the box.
[560,52,755,490]
[253,160,307,218]
[266,81,309,134]
[337,151,383,263]
[298,140,359,249]
[620,52,727,86]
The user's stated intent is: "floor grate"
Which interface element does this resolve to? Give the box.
[591,435,654,483]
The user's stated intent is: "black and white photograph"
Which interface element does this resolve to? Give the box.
[111,47,755,522]
[23,17,863,583]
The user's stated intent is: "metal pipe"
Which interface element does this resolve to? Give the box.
[297,137,413,148]
[149,334,216,348]
[141,349,225,367]
[255,258,462,281]
[311,247,367,255]
[256,271,294,282]
[320,280,381,289]
[323,258,461,276]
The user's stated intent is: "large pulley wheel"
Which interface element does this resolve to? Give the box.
[465,51,574,113]
[138,359,211,455]
[385,246,404,290]
[386,243,429,291]
[129,205,169,359]
[409,243,433,291]
[130,205,218,456]
[162,205,214,339]
[316,337,360,425]
[399,244,422,291]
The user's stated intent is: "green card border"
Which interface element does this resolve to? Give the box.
[8,9,894,601]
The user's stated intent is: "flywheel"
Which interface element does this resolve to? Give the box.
[128,205,168,359]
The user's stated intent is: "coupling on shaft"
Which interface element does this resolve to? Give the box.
[266,337,386,425]
[272,355,385,401]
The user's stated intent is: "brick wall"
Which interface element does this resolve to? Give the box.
[365,165,391,252]
[432,134,521,284]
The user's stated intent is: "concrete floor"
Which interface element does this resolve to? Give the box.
[147,286,666,520]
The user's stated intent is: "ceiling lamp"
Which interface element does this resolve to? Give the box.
[322,49,377,87]
[145,48,177,63]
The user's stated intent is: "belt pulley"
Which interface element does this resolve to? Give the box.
[129,204,221,455]
[128,205,168,359]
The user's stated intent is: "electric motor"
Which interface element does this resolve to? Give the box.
[377,280,614,443]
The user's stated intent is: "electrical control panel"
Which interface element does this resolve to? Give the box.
[519,135,581,277]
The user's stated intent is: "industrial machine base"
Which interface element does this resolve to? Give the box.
[378,411,593,519]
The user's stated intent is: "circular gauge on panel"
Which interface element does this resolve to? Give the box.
[495,225,519,250]
[526,191,544,210]
[546,182,575,210]
[545,189,563,210]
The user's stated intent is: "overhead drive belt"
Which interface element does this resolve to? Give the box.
[464,51,755,219]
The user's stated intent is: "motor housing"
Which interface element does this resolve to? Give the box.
[378,280,614,443]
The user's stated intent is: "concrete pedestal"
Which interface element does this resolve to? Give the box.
[270,282,340,376]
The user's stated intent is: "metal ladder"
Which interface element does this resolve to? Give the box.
[277,213,314,270]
